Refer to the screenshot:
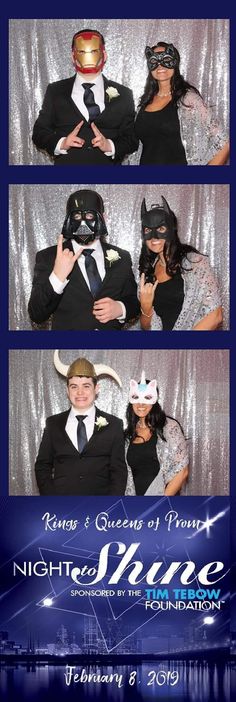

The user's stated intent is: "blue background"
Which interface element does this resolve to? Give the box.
[0,0,235,699]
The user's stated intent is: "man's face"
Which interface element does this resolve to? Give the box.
[72,32,106,75]
[67,376,98,410]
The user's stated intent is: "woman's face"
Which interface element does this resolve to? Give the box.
[145,227,167,255]
[151,46,175,82]
[132,403,153,419]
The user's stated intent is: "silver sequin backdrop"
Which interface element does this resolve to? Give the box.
[9,349,229,497]
[9,183,229,330]
[9,19,229,165]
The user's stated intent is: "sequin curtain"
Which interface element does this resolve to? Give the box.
[9,349,229,496]
[9,183,229,330]
[9,19,229,165]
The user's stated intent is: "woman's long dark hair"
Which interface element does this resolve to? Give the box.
[139,41,201,110]
[124,382,167,443]
[139,211,204,279]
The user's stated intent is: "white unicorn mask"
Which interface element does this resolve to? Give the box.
[129,371,158,405]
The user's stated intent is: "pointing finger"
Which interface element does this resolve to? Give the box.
[140,273,145,288]
[57,233,63,252]
[91,122,100,136]
[72,120,84,134]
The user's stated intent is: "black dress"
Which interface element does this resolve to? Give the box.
[135,101,187,165]
[127,434,160,495]
[153,272,184,329]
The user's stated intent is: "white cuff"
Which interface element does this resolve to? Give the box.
[54,137,68,155]
[117,301,126,322]
[105,139,115,158]
[49,271,69,294]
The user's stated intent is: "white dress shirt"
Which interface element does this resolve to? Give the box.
[72,72,106,121]
[49,238,126,321]
[65,404,96,450]
[54,73,115,156]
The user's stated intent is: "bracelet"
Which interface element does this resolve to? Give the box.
[140,307,154,318]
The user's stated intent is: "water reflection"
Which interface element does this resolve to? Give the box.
[0,661,231,701]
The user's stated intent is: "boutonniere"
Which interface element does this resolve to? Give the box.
[95,416,109,430]
[105,249,121,267]
[106,86,120,101]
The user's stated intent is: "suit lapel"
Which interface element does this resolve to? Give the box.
[61,407,110,456]
[81,407,110,454]
[103,76,121,105]
[100,242,122,290]
[66,75,90,123]
[63,241,121,298]
[103,76,110,105]
[66,75,121,126]
[62,76,76,96]
[94,76,121,126]
[64,242,94,298]
[57,410,79,454]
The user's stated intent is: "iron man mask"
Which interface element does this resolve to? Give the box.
[72,31,106,75]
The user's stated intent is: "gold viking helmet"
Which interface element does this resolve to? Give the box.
[67,357,97,379]
[53,350,122,387]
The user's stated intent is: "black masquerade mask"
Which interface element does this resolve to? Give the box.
[62,189,107,245]
[141,196,175,242]
[145,44,179,71]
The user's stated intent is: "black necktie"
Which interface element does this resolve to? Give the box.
[76,415,88,453]
[82,83,101,122]
[82,249,102,298]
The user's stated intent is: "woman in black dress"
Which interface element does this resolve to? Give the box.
[138,195,222,331]
[125,372,189,496]
[135,42,229,165]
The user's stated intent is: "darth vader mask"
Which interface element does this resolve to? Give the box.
[141,196,175,242]
[145,44,179,72]
[62,189,107,245]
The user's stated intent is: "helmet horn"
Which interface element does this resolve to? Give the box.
[53,350,122,386]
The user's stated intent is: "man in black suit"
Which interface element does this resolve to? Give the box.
[35,356,127,496]
[32,28,138,165]
[28,188,139,330]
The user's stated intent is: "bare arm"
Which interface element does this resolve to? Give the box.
[140,311,153,330]
[164,466,189,496]
[192,306,223,330]
[139,273,159,330]
[188,92,229,165]
[208,142,230,165]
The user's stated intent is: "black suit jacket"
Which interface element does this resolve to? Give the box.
[32,75,138,165]
[28,241,140,330]
[35,407,127,496]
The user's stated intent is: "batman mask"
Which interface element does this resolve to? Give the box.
[141,196,175,242]
[145,44,179,71]
[62,189,107,245]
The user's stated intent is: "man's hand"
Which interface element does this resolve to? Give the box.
[93,298,123,323]
[61,121,85,150]
[53,234,83,282]
[91,122,112,152]
[140,272,159,314]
